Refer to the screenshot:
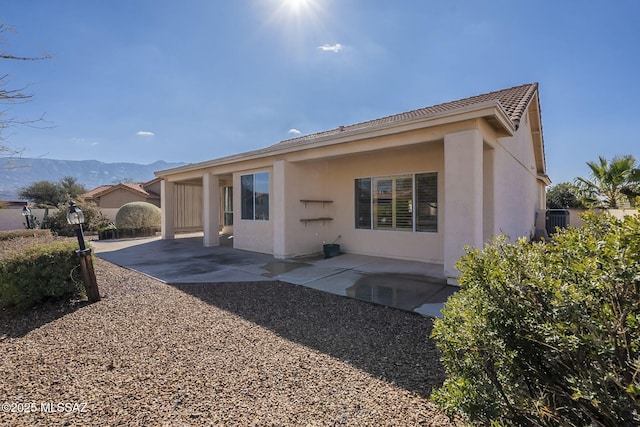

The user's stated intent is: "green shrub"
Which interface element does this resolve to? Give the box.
[45,200,105,236]
[0,229,52,241]
[115,202,161,230]
[0,232,58,262]
[431,212,640,426]
[0,240,83,309]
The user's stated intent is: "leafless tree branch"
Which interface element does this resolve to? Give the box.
[0,23,52,163]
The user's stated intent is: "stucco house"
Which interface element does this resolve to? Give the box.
[82,179,161,209]
[155,83,549,282]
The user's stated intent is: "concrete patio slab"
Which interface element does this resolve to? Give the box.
[271,264,346,285]
[91,234,458,317]
[301,270,362,296]
[303,253,379,269]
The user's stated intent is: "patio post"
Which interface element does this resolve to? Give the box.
[161,179,175,239]
[203,172,220,247]
[443,129,484,283]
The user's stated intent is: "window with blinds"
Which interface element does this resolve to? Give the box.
[355,178,372,229]
[416,173,437,232]
[355,173,437,232]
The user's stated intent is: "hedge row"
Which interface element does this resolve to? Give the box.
[0,229,52,241]
[0,240,84,309]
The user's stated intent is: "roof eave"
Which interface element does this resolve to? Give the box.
[155,101,516,178]
[528,92,547,177]
[280,100,516,148]
[537,173,552,186]
[155,147,277,178]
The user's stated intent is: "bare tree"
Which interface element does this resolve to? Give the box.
[0,24,51,160]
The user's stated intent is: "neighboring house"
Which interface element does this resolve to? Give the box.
[155,83,550,282]
[82,179,161,209]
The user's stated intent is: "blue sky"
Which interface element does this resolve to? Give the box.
[1,0,639,185]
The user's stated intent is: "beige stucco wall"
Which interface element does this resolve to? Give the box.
[225,141,446,262]
[0,208,56,231]
[567,208,639,228]
[145,181,162,201]
[100,208,120,222]
[232,167,274,254]
[273,159,333,258]
[323,142,444,263]
[490,110,543,242]
[158,107,545,277]
[98,190,148,209]
[443,129,485,279]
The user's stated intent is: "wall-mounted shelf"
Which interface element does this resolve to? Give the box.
[300,199,333,208]
[300,217,333,227]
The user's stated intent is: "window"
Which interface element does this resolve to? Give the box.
[415,173,437,232]
[355,173,437,232]
[355,178,371,229]
[223,186,233,226]
[241,172,269,220]
[373,175,413,231]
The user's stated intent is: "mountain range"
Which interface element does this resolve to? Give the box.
[0,158,185,200]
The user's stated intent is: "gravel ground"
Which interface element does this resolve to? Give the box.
[0,258,455,426]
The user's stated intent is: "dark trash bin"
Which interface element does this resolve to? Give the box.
[546,209,570,235]
[323,243,340,259]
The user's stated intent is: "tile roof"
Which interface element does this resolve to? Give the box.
[82,183,160,199]
[120,182,157,197]
[272,82,538,148]
[82,185,112,199]
[154,82,543,178]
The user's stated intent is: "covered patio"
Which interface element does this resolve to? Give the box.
[92,233,457,317]
[155,83,549,285]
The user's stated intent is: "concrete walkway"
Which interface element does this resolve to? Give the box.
[92,234,458,318]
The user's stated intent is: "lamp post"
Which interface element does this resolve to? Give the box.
[22,206,34,229]
[67,202,86,250]
[67,201,100,302]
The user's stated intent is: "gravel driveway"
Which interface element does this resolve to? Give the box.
[0,258,454,426]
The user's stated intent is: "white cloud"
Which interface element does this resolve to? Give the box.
[136,131,155,137]
[288,128,302,135]
[71,137,99,147]
[318,43,343,53]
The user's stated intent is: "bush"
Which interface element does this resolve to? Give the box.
[115,202,161,230]
[431,212,640,426]
[45,200,105,236]
[0,240,83,309]
[0,229,52,241]
[0,233,58,260]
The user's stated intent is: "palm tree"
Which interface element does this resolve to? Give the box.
[621,167,640,206]
[575,155,640,208]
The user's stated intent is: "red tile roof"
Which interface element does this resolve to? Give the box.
[82,185,112,199]
[272,83,538,148]
[82,182,160,200]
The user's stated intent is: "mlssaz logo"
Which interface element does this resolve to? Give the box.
[40,402,88,413]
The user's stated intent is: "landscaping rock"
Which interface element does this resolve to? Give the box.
[0,259,454,426]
